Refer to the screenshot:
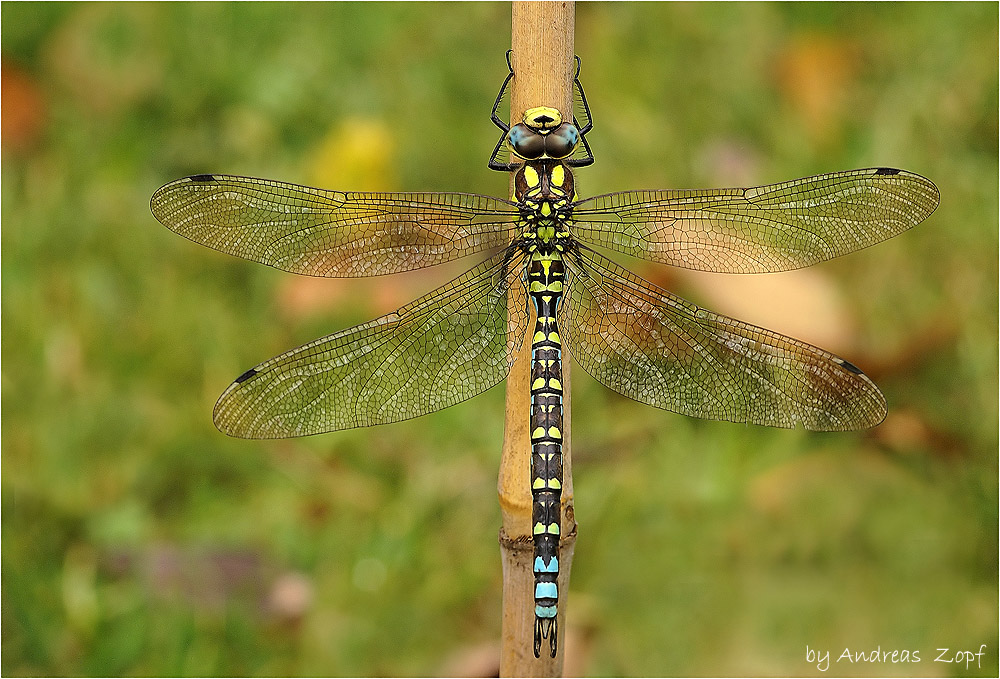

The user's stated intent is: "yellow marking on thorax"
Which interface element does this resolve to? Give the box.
[550,164,565,186]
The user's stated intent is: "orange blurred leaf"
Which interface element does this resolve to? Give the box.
[2,62,46,152]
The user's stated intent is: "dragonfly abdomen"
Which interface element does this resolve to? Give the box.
[515,155,575,658]
[527,249,565,658]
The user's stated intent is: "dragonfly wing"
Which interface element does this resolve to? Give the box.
[151,174,520,277]
[560,248,886,431]
[214,249,529,437]
[570,168,939,273]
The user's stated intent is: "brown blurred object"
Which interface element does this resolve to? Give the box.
[102,545,327,628]
[774,33,859,148]
[2,62,46,152]
[875,408,966,459]
[862,313,959,381]
[559,602,597,678]
[677,267,857,356]
[439,641,501,677]
[746,453,836,519]
[45,325,84,391]
[265,571,314,624]
[745,447,901,522]
[277,275,352,322]
[104,544,268,613]
[276,265,458,324]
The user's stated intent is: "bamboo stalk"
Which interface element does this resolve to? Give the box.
[498,2,576,676]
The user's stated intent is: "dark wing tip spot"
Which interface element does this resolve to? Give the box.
[234,367,258,383]
[875,167,900,175]
[189,173,216,182]
[836,358,865,375]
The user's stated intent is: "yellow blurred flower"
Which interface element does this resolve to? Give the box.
[307,118,396,191]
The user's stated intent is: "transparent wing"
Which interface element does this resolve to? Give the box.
[215,249,529,437]
[570,168,939,273]
[151,174,520,277]
[560,248,886,430]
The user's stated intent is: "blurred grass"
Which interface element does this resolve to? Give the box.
[2,2,996,676]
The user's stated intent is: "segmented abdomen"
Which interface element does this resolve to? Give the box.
[528,251,565,658]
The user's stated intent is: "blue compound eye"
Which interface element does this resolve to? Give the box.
[544,124,580,159]
[508,123,546,159]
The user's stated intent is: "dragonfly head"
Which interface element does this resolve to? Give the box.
[523,106,563,130]
[507,106,581,162]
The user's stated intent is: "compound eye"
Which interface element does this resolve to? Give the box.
[544,123,581,159]
[507,123,545,159]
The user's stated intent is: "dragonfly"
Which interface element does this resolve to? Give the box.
[150,52,939,658]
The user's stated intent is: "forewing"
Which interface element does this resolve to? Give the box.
[570,168,939,273]
[214,250,529,437]
[151,174,520,277]
[560,248,886,430]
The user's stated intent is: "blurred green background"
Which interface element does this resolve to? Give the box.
[3,2,996,676]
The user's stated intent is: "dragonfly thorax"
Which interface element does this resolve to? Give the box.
[515,160,575,246]
[515,160,575,204]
